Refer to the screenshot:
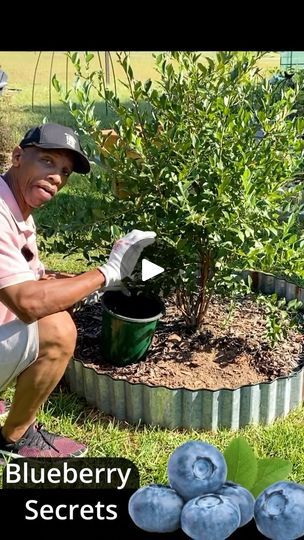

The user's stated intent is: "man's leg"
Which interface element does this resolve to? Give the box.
[1,310,77,442]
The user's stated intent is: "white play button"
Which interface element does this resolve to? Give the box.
[142,259,164,281]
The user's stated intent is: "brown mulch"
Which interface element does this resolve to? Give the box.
[72,296,304,391]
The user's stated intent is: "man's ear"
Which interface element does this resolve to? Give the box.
[11,146,24,166]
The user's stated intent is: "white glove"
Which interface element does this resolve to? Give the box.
[98,229,156,288]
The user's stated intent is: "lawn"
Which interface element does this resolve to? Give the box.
[1,50,304,489]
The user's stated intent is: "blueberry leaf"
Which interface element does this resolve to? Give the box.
[250,458,292,498]
[224,437,258,490]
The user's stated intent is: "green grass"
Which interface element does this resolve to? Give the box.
[2,50,304,487]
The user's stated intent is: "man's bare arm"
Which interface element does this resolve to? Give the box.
[0,269,105,323]
[0,229,156,323]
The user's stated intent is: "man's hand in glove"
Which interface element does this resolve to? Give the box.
[99,229,156,289]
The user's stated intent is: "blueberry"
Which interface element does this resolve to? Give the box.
[168,440,227,500]
[181,494,241,540]
[216,480,255,526]
[128,484,184,533]
[254,480,304,540]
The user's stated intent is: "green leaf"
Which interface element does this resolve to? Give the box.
[206,57,215,71]
[128,65,134,80]
[190,133,197,148]
[84,52,94,64]
[52,75,61,93]
[71,52,79,65]
[224,437,258,490]
[230,67,239,81]
[197,63,206,74]
[238,231,245,243]
[242,166,251,192]
[144,79,152,92]
[250,458,292,498]
[166,63,174,78]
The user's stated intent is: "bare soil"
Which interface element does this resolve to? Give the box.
[72,296,304,391]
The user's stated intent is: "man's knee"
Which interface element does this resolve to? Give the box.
[38,311,77,359]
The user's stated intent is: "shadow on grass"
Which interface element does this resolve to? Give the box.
[5,95,151,146]
[13,101,123,135]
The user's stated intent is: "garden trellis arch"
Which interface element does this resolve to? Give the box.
[31,51,118,113]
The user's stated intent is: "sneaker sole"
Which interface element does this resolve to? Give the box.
[0,447,88,463]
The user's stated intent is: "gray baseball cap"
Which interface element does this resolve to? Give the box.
[19,123,90,174]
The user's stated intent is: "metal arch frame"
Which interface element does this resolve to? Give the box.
[31,51,118,114]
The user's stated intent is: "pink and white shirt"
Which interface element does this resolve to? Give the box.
[0,176,45,324]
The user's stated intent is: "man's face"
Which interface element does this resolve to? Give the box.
[13,146,74,209]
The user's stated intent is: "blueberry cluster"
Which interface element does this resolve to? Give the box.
[128,440,304,539]
[128,440,254,538]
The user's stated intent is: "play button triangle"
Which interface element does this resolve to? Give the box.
[142,259,164,281]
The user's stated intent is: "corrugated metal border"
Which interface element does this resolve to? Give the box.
[66,272,304,430]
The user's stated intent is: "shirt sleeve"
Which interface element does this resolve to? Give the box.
[26,214,45,279]
[0,209,36,290]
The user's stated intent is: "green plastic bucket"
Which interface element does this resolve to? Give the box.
[101,291,165,366]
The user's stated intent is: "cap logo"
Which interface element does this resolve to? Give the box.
[64,133,77,149]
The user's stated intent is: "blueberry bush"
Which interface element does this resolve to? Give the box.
[53,51,304,336]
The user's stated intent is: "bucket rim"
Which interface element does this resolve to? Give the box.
[101,291,165,323]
